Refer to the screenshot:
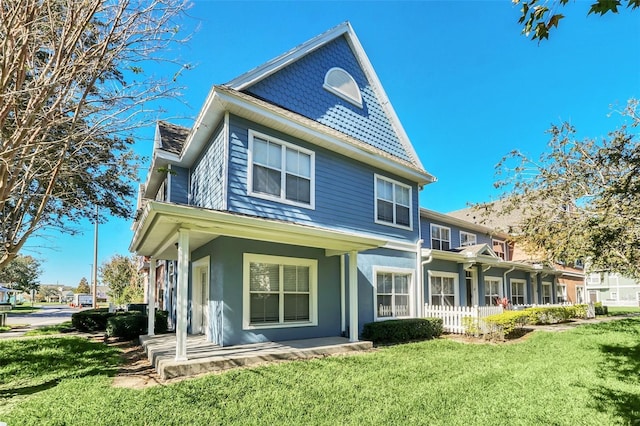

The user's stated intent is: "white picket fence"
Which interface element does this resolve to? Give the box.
[424,304,503,334]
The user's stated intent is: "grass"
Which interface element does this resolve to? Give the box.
[0,324,28,333]
[6,305,42,315]
[0,318,639,425]
[23,321,74,336]
[606,306,640,316]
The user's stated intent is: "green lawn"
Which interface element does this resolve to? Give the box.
[606,306,640,316]
[23,321,74,336]
[6,305,42,315]
[1,319,639,425]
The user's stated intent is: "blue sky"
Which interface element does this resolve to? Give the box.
[28,1,639,287]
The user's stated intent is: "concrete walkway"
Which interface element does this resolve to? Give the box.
[140,334,372,380]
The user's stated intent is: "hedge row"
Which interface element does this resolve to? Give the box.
[482,305,590,339]
[71,308,169,339]
[361,318,443,344]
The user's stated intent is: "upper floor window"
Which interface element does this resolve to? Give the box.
[375,175,412,229]
[460,231,477,247]
[587,273,601,286]
[248,131,315,209]
[323,67,363,108]
[493,239,507,260]
[431,224,451,251]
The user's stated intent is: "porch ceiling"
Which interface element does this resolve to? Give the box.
[130,201,387,260]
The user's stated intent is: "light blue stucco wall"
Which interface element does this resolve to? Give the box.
[245,35,411,163]
[348,248,417,332]
[193,237,341,346]
[226,115,420,243]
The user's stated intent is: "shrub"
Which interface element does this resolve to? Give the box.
[483,310,529,339]
[106,313,147,340]
[71,308,115,332]
[594,302,608,315]
[526,307,573,325]
[566,304,588,319]
[361,318,443,344]
[154,310,169,334]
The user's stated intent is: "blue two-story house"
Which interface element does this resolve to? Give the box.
[130,22,436,359]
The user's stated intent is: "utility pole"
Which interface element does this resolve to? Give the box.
[92,205,99,308]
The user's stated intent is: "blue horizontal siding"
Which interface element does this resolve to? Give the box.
[191,123,225,210]
[245,35,412,164]
[420,217,493,249]
[168,166,189,204]
[227,115,419,243]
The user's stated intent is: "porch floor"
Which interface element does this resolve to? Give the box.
[139,334,373,380]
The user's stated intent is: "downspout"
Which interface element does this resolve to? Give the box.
[503,266,516,301]
[421,248,433,314]
[415,239,423,317]
[340,254,345,335]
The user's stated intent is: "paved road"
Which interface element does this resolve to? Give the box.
[6,304,78,327]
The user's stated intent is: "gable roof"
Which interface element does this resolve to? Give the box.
[452,243,499,258]
[447,200,524,235]
[156,121,189,156]
[225,21,430,176]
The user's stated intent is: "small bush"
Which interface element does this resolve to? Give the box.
[526,307,573,325]
[566,304,588,319]
[361,318,443,344]
[71,308,115,332]
[106,313,147,340]
[483,310,529,339]
[154,310,169,334]
[594,302,608,315]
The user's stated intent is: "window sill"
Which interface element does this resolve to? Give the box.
[243,320,318,330]
[374,219,413,231]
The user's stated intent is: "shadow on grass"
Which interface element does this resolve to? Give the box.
[592,319,640,424]
[0,337,121,398]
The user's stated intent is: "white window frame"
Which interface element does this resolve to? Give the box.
[610,291,618,301]
[492,239,507,260]
[460,231,477,247]
[510,279,527,305]
[242,253,318,330]
[373,266,414,321]
[430,224,451,251]
[247,130,316,209]
[587,273,601,286]
[374,174,413,230]
[484,277,503,306]
[428,271,459,306]
[542,281,552,304]
[323,67,363,108]
[556,284,567,303]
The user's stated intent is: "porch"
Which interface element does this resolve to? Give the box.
[140,334,373,380]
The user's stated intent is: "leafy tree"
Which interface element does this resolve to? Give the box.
[514,0,640,41]
[100,254,142,304]
[76,277,91,294]
[482,100,640,277]
[0,255,42,294]
[0,0,190,269]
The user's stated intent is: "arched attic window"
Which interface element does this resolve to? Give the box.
[323,67,363,108]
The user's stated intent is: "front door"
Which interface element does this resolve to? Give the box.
[589,290,598,303]
[191,257,210,339]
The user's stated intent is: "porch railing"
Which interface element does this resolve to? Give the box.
[424,304,503,334]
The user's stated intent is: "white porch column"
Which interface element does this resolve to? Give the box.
[348,251,358,342]
[176,229,190,361]
[147,258,156,336]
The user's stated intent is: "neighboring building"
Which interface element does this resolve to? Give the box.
[586,272,640,307]
[421,209,560,308]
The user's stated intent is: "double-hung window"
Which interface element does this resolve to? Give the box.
[431,224,451,251]
[511,279,526,305]
[375,270,412,319]
[460,231,477,247]
[484,277,502,306]
[243,254,317,329]
[375,175,412,229]
[493,239,507,260]
[249,131,314,208]
[430,272,457,306]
